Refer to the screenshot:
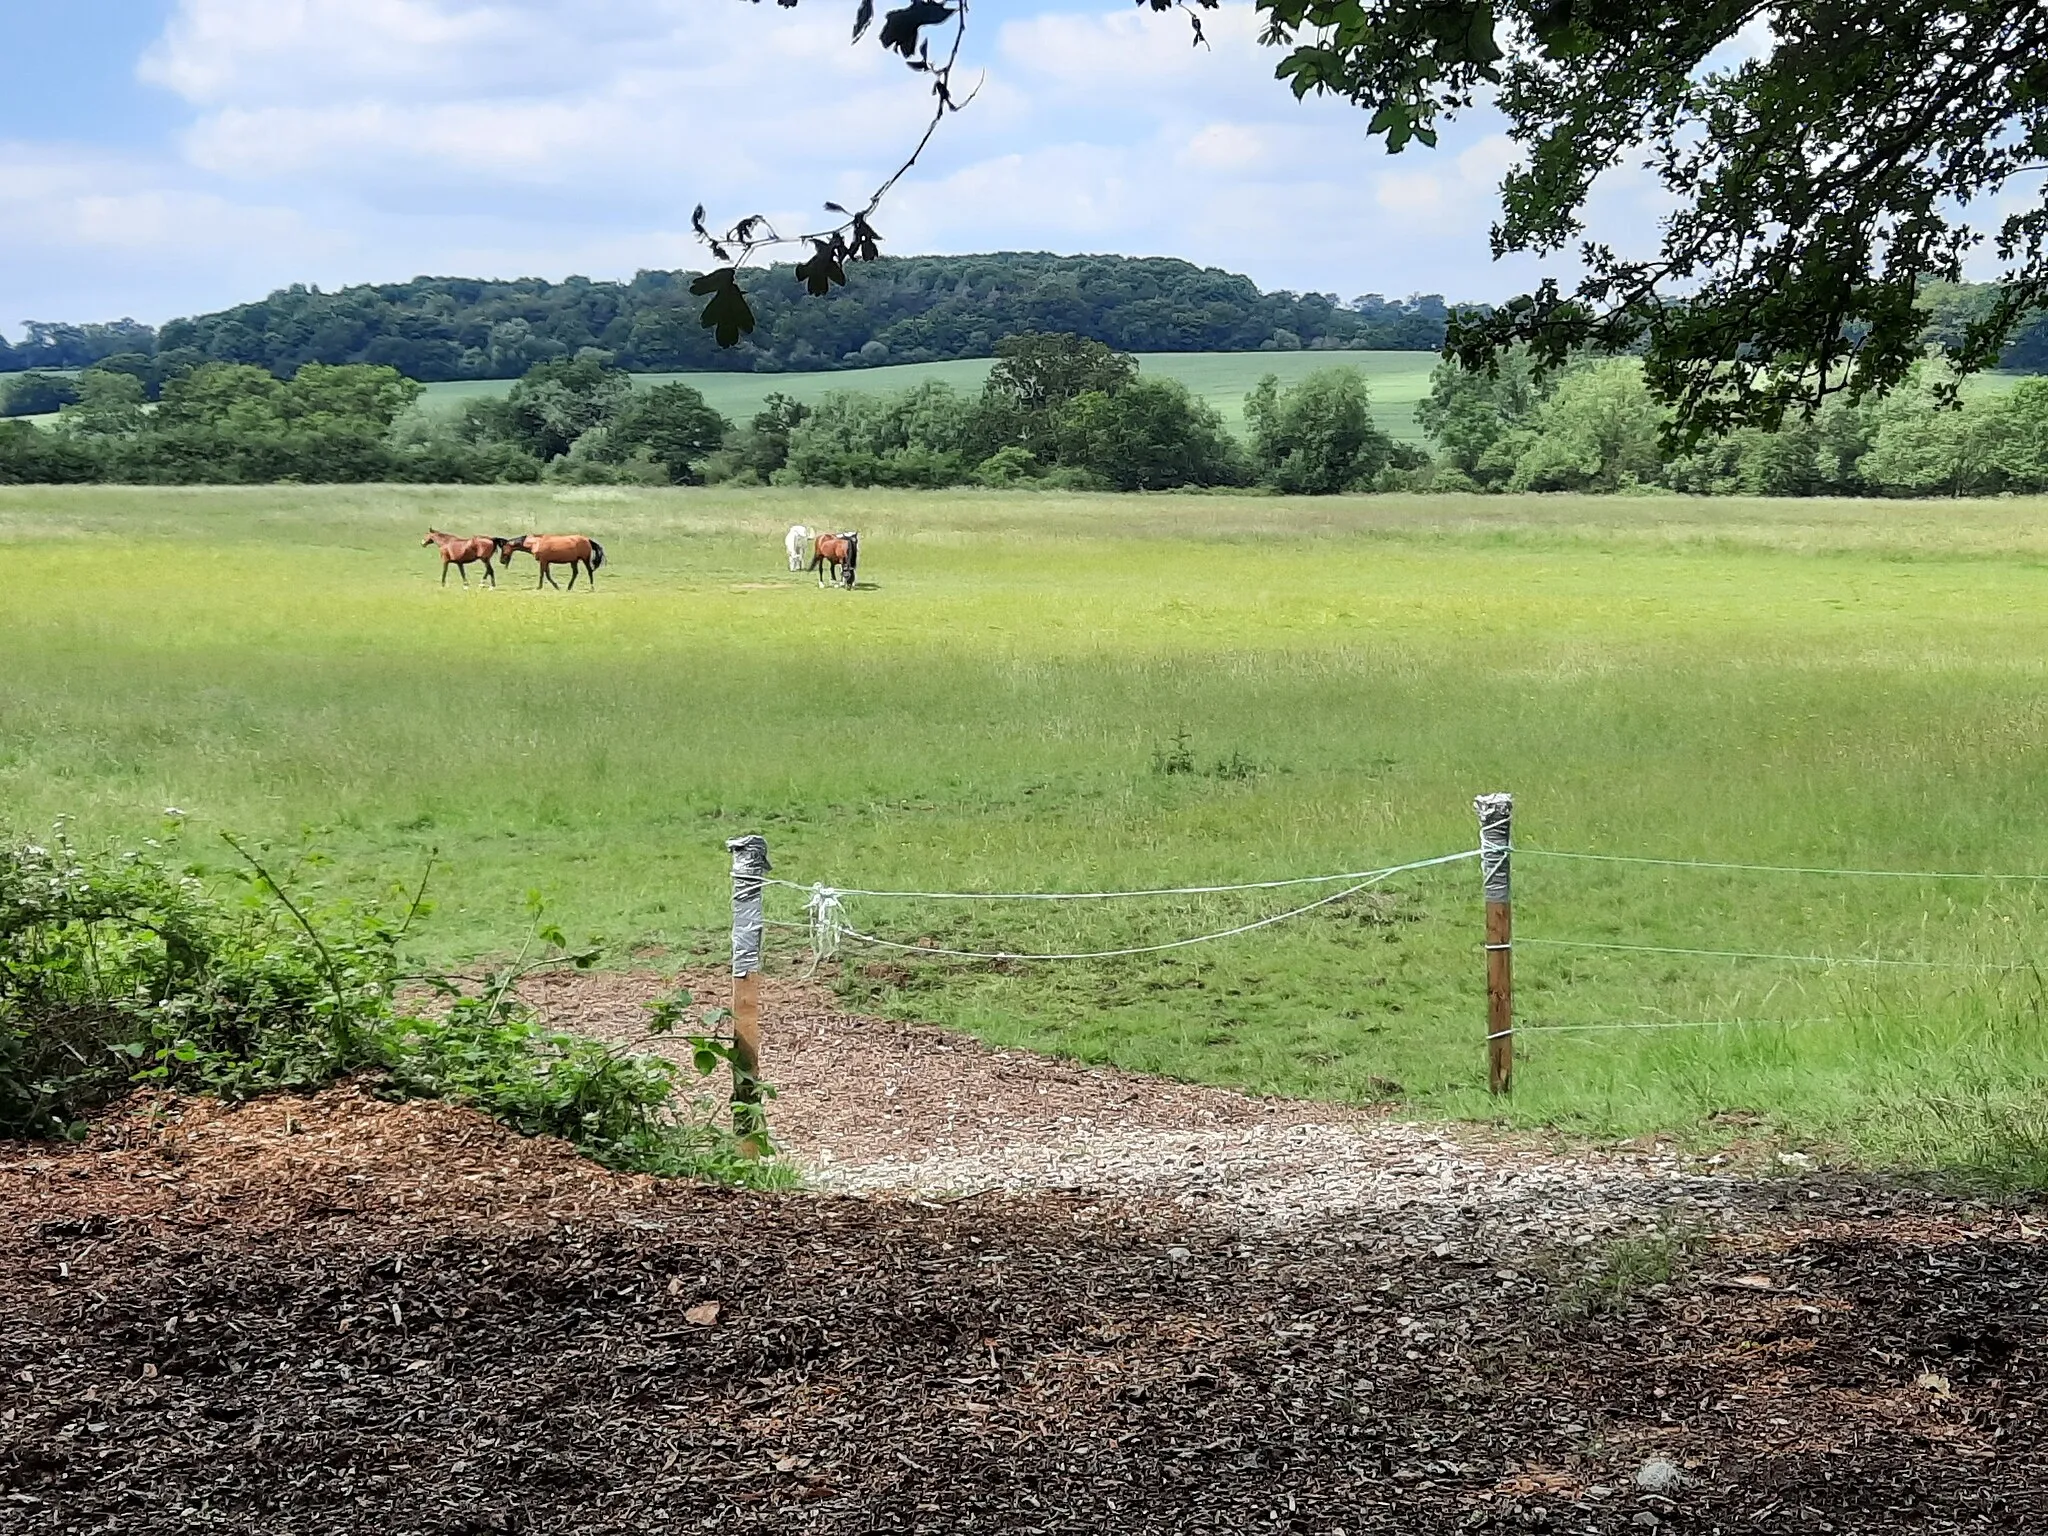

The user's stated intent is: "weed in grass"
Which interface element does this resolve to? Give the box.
[1151,727,1196,776]
[1549,1217,1710,1319]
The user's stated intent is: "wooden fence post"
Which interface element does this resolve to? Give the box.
[726,834,771,1156]
[1475,793,1513,1096]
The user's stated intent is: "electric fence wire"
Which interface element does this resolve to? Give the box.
[774,848,1478,964]
[1518,936,2033,972]
[762,847,1478,903]
[1507,1017,1838,1038]
[1521,848,2048,881]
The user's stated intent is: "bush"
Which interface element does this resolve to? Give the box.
[784,383,977,487]
[1244,367,1398,493]
[1056,378,1247,491]
[1506,359,1667,492]
[1,371,80,417]
[0,421,102,484]
[0,827,783,1185]
[974,445,1041,486]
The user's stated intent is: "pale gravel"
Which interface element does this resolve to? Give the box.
[527,967,1748,1247]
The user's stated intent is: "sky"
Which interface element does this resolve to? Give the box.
[0,0,1666,333]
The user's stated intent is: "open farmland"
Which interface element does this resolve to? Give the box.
[414,349,1442,442]
[5,484,2048,1180]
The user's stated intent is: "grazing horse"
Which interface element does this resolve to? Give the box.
[498,533,606,590]
[809,530,859,589]
[785,524,814,572]
[423,529,500,587]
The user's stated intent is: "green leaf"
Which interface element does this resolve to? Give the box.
[878,1,952,58]
[795,240,849,297]
[691,268,758,348]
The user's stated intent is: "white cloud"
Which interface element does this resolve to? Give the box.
[0,145,320,257]
[4,0,1625,323]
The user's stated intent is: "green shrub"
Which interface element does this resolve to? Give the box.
[0,827,783,1185]
[1244,367,1398,493]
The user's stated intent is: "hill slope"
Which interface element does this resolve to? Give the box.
[1,254,1454,380]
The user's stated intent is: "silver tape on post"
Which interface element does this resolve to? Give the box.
[1474,793,1512,903]
[727,834,771,978]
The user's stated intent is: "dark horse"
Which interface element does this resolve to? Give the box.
[497,533,606,590]
[809,530,859,589]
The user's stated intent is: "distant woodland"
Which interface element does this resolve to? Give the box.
[0,254,1455,382]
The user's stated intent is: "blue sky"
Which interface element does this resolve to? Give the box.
[0,1,1635,333]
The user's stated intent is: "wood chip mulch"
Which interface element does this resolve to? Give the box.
[1,1087,2043,1534]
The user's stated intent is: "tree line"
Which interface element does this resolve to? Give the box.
[5,331,2045,497]
[0,254,1451,385]
[7,267,2045,396]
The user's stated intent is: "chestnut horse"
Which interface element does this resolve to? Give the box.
[809,530,858,589]
[423,529,500,587]
[497,533,606,590]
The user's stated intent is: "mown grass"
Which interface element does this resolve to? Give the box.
[5,483,2048,1181]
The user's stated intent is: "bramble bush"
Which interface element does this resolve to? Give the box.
[0,824,785,1186]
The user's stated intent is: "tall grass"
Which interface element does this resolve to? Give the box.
[6,484,2048,1179]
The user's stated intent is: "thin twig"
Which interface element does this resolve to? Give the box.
[219,832,356,1053]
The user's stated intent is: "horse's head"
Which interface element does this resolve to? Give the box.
[494,535,526,560]
[422,530,442,547]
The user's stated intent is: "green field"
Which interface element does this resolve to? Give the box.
[6,484,2048,1181]
[414,350,1441,443]
[13,355,2027,439]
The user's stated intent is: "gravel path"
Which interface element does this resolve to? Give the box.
[532,968,1742,1248]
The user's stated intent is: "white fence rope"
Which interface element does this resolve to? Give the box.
[738,831,2038,1049]
[1521,936,2032,971]
[1522,848,2048,882]
[763,848,1477,902]
[1508,1017,1837,1037]
[779,849,1476,963]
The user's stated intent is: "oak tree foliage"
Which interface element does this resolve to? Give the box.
[740,0,2048,437]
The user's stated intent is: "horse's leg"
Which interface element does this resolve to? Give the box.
[441,558,451,586]
[543,562,560,590]
[566,561,579,591]
[458,560,470,586]
[586,558,596,589]
[483,557,496,588]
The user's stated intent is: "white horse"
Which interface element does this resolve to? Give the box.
[785,524,814,572]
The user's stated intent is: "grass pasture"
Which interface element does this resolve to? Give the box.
[414,349,1442,443]
[6,484,2048,1181]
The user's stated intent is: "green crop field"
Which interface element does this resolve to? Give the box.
[10,355,2025,438]
[415,349,1442,443]
[6,483,2048,1181]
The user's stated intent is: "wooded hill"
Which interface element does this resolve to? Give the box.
[0,254,1452,382]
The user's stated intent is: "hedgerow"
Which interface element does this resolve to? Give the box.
[0,824,783,1187]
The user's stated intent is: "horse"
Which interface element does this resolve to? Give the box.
[423,529,500,587]
[785,524,814,572]
[809,530,859,589]
[497,533,606,590]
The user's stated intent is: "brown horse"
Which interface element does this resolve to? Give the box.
[423,529,500,587]
[498,533,606,590]
[808,530,859,589]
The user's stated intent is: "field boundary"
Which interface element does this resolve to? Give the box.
[714,801,2048,1116]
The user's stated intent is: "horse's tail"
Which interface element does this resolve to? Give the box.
[588,539,606,571]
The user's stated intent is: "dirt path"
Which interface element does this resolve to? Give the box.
[0,976,2040,1533]
[545,969,1740,1250]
